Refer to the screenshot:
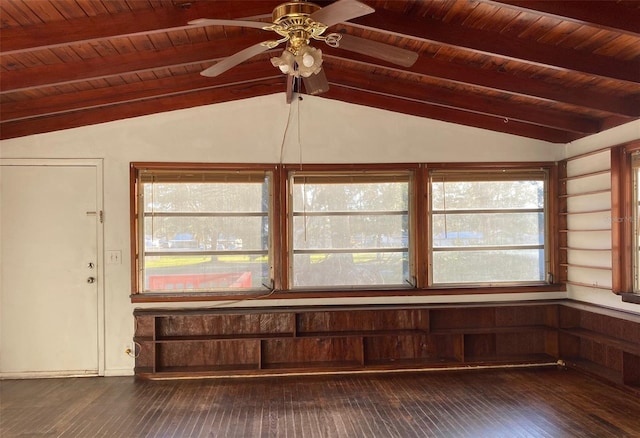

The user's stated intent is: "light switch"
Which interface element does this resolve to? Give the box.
[107,250,122,264]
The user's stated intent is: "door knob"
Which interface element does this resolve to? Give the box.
[87,277,96,284]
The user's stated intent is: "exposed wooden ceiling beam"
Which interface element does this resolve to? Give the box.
[487,1,640,36]
[349,8,640,84]
[0,76,286,140]
[323,84,578,144]
[327,65,600,134]
[322,51,639,117]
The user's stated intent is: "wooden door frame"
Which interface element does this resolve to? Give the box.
[0,158,105,376]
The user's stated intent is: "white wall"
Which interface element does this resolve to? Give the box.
[563,119,640,313]
[0,93,603,376]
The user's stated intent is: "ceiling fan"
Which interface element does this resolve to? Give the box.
[189,0,419,98]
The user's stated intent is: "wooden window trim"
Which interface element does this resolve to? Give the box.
[612,141,640,297]
[130,161,562,303]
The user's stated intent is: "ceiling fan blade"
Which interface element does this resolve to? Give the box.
[188,18,271,30]
[303,68,330,95]
[200,42,276,77]
[337,34,419,67]
[310,0,374,27]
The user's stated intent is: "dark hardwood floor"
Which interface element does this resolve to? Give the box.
[1,367,639,437]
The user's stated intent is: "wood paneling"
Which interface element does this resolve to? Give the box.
[1,0,638,141]
[133,301,640,395]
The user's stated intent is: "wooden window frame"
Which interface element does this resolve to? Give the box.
[285,166,415,290]
[130,161,562,303]
[428,166,550,287]
[612,140,640,302]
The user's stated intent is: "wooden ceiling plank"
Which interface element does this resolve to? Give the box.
[53,0,93,20]
[76,0,111,16]
[0,35,274,92]
[324,84,576,144]
[349,8,640,84]
[20,0,67,23]
[51,47,82,62]
[487,0,640,36]
[322,51,640,117]
[0,1,277,55]
[0,76,286,140]
[0,0,43,27]
[327,66,600,134]
[1,53,26,71]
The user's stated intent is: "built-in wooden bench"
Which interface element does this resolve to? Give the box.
[133,300,640,393]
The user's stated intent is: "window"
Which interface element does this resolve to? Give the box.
[633,152,640,292]
[134,167,273,293]
[131,162,559,300]
[429,169,548,285]
[289,171,413,289]
[611,141,640,301]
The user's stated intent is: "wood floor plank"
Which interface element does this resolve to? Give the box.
[1,367,640,437]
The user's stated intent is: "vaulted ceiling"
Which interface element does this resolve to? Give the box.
[1,0,639,143]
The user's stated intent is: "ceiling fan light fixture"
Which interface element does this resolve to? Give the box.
[302,53,315,67]
[271,49,297,75]
[296,46,323,77]
[271,46,322,78]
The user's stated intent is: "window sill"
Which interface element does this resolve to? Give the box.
[130,283,567,303]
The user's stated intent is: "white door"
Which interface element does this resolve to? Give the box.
[0,160,103,377]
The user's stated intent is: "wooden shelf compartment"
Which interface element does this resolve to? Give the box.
[260,361,364,372]
[154,312,295,341]
[155,364,261,374]
[363,333,464,367]
[134,340,155,374]
[260,337,364,370]
[298,329,428,338]
[132,302,639,387]
[295,308,429,336]
[463,333,496,360]
[430,307,495,331]
[155,339,261,373]
[559,328,640,356]
[462,329,557,363]
[494,304,558,328]
[559,332,623,376]
[494,330,558,360]
[462,354,558,366]
[154,333,294,342]
[622,353,640,387]
[559,304,640,350]
[134,315,155,338]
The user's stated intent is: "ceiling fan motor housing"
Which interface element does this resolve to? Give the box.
[272,2,321,23]
[271,2,328,52]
